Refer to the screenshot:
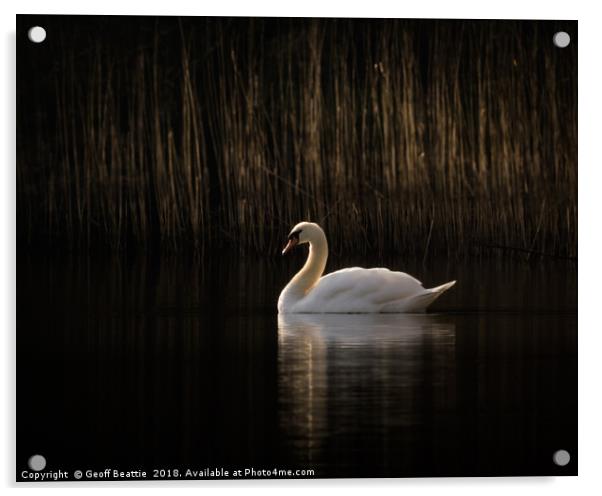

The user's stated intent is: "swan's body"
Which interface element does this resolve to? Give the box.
[278,222,456,314]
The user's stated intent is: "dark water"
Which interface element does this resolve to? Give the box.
[17,252,577,479]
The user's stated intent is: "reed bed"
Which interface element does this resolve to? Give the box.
[17,17,577,258]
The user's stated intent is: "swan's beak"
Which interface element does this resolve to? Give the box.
[282,238,298,255]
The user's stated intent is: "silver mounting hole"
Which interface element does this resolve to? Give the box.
[28,26,46,43]
[553,32,570,48]
[28,454,47,471]
[553,449,571,466]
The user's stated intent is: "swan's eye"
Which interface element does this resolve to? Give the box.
[288,229,302,240]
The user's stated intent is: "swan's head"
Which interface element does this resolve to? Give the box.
[282,222,324,255]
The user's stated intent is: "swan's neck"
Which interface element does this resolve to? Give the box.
[289,235,328,295]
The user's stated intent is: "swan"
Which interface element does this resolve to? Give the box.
[278,222,456,314]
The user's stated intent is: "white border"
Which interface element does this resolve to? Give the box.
[3,1,601,495]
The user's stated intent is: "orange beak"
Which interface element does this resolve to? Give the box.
[282,237,298,255]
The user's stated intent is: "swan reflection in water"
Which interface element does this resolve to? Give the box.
[277,313,456,470]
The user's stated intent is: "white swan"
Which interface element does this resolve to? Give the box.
[278,222,456,314]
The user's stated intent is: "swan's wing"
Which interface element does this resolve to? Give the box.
[297,267,425,313]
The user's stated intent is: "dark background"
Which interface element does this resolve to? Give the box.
[17,16,577,258]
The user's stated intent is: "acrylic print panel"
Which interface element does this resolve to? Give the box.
[16,15,577,481]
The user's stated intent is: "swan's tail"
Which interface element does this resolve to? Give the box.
[412,280,456,311]
[381,280,456,313]
[428,280,456,295]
